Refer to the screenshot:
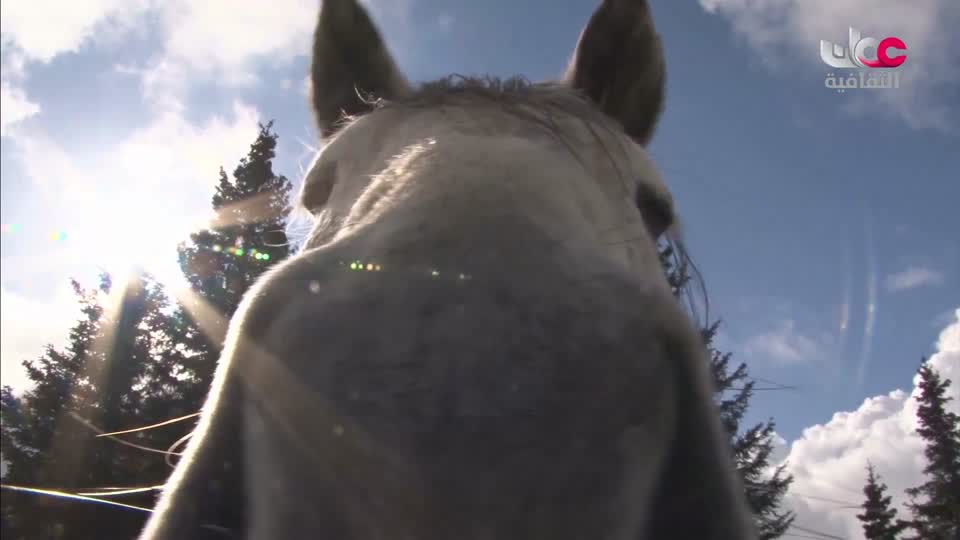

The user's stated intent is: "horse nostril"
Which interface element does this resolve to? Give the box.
[302,160,338,213]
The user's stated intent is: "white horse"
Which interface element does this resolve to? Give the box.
[140,0,756,538]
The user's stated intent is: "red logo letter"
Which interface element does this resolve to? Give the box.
[878,37,907,67]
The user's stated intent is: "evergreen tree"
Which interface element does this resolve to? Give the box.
[176,121,292,390]
[1,274,191,539]
[1,122,295,539]
[857,462,909,539]
[659,244,795,539]
[904,360,960,540]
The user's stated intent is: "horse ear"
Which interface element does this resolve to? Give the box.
[310,0,412,138]
[563,0,666,145]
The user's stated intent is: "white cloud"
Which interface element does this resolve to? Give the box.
[11,131,88,198]
[155,0,314,82]
[699,0,960,132]
[1,48,27,80]
[1,0,315,108]
[769,430,790,466]
[1,44,38,137]
[0,0,142,63]
[3,0,418,114]
[743,319,822,365]
[0,80,39,136]
[778,307,960,539]
[885,265,945,292]
[140,0,416,102]
[12,100,259,203]
[0,284,83,392]
[116,58,191,113]
[113,100,261,193]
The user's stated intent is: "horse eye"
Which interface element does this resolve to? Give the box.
[635,188,673,239]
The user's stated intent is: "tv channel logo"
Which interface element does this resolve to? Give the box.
[820,27,907,69]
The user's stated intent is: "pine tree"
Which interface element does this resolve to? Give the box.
[659,244,795,539]
[1,274,192,539]
[1,122,295,539]
[904,360,960,540]
[857,462,909,539]
[176,121,292,390]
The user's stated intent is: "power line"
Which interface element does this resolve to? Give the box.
[742,481,862,508]
[790,492,860,508]
[749,375,800,391]
[790,523,848,540]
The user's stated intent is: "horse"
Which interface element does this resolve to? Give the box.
[139,0,756,538]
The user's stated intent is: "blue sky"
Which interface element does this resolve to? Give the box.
[1,1,957,537]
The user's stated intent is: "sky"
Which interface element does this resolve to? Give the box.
[0,0,958,538]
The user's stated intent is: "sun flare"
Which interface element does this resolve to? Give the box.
[67,202,212,295]
[54,189,283,298]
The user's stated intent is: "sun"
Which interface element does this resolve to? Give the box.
[57,187,280,298]
[68,201,211,295]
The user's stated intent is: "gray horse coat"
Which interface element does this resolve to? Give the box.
[139,1,757,538]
